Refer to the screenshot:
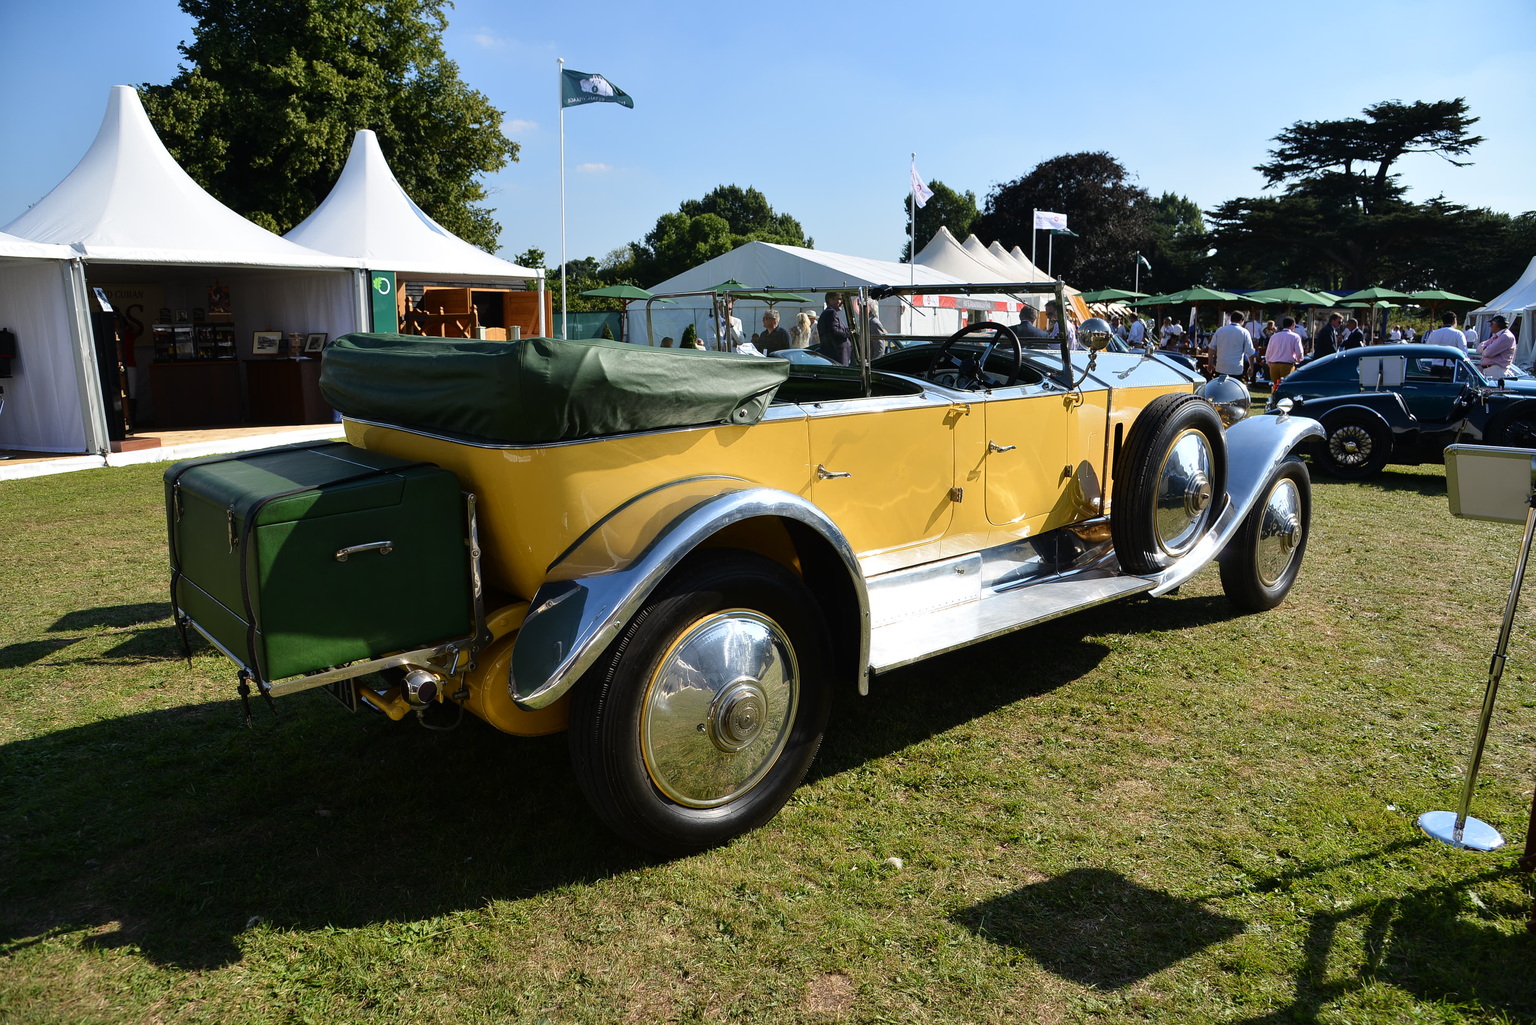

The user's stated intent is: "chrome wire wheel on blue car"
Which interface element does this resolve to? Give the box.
[1321,414,1389,479]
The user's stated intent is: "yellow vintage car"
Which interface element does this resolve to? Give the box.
[165,282,1322,855]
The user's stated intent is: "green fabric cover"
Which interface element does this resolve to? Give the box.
[320,333,790,444]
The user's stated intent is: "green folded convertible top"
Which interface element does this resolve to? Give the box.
[320,333,790,444]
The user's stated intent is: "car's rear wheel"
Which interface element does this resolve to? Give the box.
[1112,393,1227,574]
[1219,458,1310,611]
[1320,413,1389,478]
[568,550,830,856]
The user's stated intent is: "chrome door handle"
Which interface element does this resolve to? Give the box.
[335,541,394,562]
[816,464,853,480]
[988,441,1017,453]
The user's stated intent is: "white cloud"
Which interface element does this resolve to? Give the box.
[470,29,508,48]
[576,163,613,173]
[503,119,538,135]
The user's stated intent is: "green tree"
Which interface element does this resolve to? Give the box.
[899,179,980,262]
[1209,98,1490,290]
[975,152,1155,288]
[140,0,517,250]
[1141,192,1209,290]
[629,186,812,286]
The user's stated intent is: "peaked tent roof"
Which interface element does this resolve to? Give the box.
[3,86,354,269]
[912,227,1009,281]
[1474,255,1536,317]
[285,130,537,281]
[648,240,972,294]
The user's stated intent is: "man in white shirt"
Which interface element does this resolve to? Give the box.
[707,298,745,352]
[1424,311,1468,353]
[1127,315,1147,348]
[1208,311,1256,377]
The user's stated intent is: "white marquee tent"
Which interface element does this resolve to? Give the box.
[286,129,545,333]
[632,241,1037,346]
[1470,255,1536,371]
[0,232,96,453]
[2,85,364,449]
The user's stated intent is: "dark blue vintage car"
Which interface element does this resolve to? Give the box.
[1269,345,1536,478]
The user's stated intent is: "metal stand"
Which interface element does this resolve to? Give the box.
[1417,494,1536,852]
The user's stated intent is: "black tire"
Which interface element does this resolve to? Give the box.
[1219,458,1311,611]
[1319,413,1390,478]
[568,550,831,856]
[1112,393,1227,575]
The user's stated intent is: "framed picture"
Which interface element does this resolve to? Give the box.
[304,332,328,354]
[251,331,282,355]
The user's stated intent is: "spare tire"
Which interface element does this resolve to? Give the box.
[1112,392,1227,575]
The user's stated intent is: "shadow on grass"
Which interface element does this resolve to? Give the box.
[955,855,1536,1022]
[0,589,1254,971]
[0,694,648,970]
[1311,464,1448,499]
[954,867,1244,989]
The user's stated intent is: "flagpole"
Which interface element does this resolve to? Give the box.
[558,57,567,340]
[909,153,915,288]
[1134,252,1140,293]
[1031,209,1038,274]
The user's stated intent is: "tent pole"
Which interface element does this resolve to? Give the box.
[537,271,547,338]
[63,259,110,456]
[1031,210,1038,274]
[558,57,567,341]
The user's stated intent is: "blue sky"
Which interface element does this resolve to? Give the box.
[5,0,1533,277]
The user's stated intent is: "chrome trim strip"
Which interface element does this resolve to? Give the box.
[1142,413,1323,595]
[510,486,869,710]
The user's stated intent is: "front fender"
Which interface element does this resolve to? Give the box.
[1145,411,1323,595]
[509,481,867,709]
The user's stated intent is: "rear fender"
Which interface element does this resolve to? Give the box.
[509,480,868,709]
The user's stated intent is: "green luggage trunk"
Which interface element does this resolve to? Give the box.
[165,442,472,684]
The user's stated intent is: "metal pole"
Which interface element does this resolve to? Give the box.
[558,58,567,341]
[909,153,916,288]
[1134,253,1141,294]
[1030,210,1038,273]
[1419,490,1536,851]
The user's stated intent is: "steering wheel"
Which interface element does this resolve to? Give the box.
[925,321,1023,390]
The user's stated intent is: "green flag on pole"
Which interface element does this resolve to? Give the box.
[560,69,634,109]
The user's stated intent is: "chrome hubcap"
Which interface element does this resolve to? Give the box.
[1154,428,1217,557]
[640,610,798,809]
[1255,477,1304,586]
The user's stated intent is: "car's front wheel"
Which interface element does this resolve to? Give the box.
[1319,413,1389,478]
[1219,458,1310,611]
[1112,393,1227,574]
[568,550,830,856]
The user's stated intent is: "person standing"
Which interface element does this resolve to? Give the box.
[707,298,745,352]
[1425,311,1468,353]
[864,299,888,359]
[757,309,791,352]
[1014,301,1051,340]
[1266,317,1305,389]
[1127,314,1147,348]
[1209,311,1256,378]
[1341,317,1366,350]
[790,311,815,349]
[1480,315,1517,376]
[1313,313,1343,359]
[817,292,852,365]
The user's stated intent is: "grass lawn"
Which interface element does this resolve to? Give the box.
[1,456,1533,1024]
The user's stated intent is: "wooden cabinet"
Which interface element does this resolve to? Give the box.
[149,361,243,428]
[245,358,333,425]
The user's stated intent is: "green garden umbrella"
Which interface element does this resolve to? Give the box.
[1246,286,1337,307]
[1337,286,1413,303]
[579,284,666,302]
[1080,288,1148,303]
[1408,289,1480,304]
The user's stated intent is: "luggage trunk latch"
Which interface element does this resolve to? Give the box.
[335,541,395,562]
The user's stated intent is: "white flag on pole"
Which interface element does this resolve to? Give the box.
[910,158,934,209]
[1034,210,1068,231]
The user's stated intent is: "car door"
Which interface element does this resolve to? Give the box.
[979,382,1077,535]
[1398,354,1467,422]
[805,391,957,575]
